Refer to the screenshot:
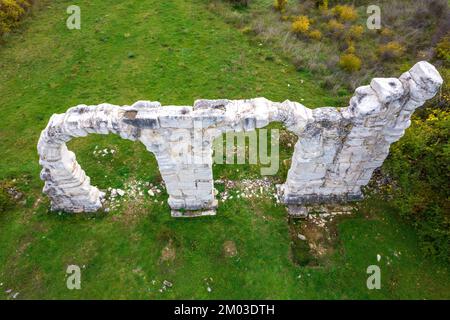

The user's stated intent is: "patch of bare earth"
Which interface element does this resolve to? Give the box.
[159,239,176,264]
[288,206,355,267]
[113,198,147,227]
[223,240,238,258]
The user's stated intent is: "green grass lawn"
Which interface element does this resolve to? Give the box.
[0,0,449,299]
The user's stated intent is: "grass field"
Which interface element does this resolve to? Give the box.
[0,0,449,299]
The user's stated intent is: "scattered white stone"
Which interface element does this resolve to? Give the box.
[163,280,173,288]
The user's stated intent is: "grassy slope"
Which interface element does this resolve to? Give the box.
[0,0,448,299]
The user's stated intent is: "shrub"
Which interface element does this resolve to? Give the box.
[348,25,363,40]
[327,19,344,37]
[380,27,393,38]
[273,0,287,12]
[308,29,322,40]
[436,34,450,64]
[318,0,328,12]
[291,15,310,35]
[384,107,450,263]
[339,53,361,72]
[345,40,356,54]
[437,68,450,109]
[0,0,31,37]
[331,5,358,22]
[378,41,405,60]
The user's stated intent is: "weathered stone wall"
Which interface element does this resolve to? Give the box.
[37,61,443,216]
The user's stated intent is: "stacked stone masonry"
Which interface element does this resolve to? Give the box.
[37,61,443,216]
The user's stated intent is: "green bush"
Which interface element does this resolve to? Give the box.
[436,34,450,64]
[383,106,450,263]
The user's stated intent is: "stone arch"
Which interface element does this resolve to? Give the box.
[37,103,146,212]
[38,61,443,216]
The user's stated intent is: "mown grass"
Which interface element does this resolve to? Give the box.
[0,0,449,299]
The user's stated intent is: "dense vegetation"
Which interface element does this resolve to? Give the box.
[0,0,448,299]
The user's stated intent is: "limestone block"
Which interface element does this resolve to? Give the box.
[370,78,404,104]
[407,61,443,100]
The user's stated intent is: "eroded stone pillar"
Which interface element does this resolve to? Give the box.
[277,61,443,204]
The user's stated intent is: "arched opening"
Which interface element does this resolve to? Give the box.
[211,121,297,212]
[66,133,166,215]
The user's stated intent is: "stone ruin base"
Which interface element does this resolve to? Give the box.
[170,199,218,217]
[171,208,217,218]
[287,203,355,219]
[276,183,363,205]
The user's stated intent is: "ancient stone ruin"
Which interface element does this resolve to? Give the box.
[37,61,442,217]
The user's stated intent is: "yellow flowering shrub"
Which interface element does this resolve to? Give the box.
[291,15,310,35]
[339,53,361,72]
[308,29,322,40]
[327,19,344,36]
[380,27,394,37]
[0,0,31,37]
[348,25,363,40]
[332,5,358,22]
[378,41,405,60]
